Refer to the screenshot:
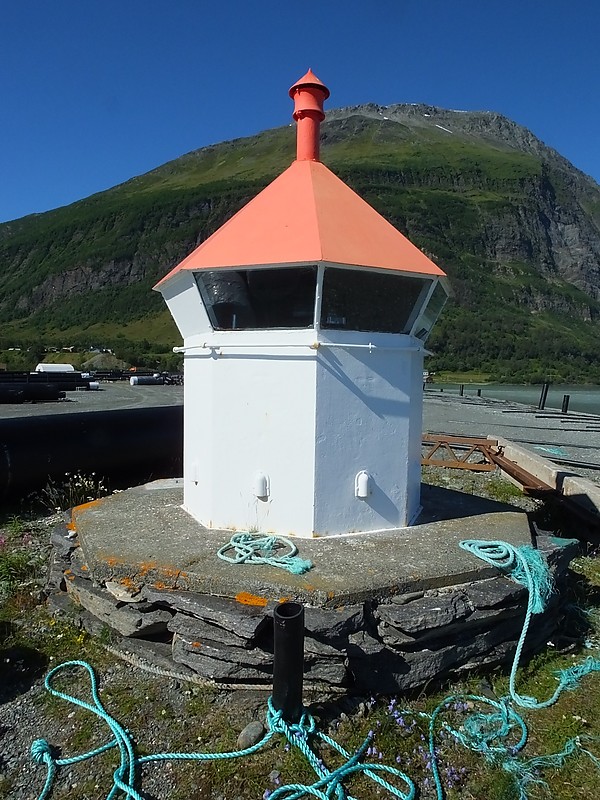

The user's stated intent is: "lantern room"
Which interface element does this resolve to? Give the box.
[154,70,449,537]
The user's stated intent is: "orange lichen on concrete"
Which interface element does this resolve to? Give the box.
[235,592,268,607]
[192,641,201,648]
[119,576,139,591]
[152,581,168,590]
[72,498,105,515]
[102,555,125,567]
[157,566,181,579]
[136,561,158,577]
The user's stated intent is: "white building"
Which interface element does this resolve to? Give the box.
[154,70,449,537]
[35,363,75,372]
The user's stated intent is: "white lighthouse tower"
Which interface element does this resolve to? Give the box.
[154,71,449,537]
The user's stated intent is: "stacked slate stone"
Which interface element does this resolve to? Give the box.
[46,521,579,694]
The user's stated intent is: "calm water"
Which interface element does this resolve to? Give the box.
[428,383,600,416]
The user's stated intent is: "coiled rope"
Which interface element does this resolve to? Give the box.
[422,539,600,799]
[217,532,313,575]
[31,662,414,800]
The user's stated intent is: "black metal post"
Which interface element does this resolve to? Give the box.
[538,381,550,410]
[477,388,482,397]
[272,601,305,723]
[561,394,570,414]
[459,384,464,397]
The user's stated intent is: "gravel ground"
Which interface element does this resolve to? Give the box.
[0,384,183,420]
[0,649,274,800]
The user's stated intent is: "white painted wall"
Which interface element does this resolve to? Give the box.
[180,325,423,537]
[182,328,318,536]
[313,330,423,534]
[161,272,212,339]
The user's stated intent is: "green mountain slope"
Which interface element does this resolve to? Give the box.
[1,104,600,381]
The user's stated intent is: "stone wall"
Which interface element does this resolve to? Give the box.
[46,521,578,694]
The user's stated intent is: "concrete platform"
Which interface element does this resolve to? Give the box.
[71,478,535,607]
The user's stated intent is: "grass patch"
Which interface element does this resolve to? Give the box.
[0,551,33,600]
[485,477,525,503]
[432,370,493,384]
[39,470,110,512]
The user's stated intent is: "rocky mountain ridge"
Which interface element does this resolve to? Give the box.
[1,103,599,380]
[328,104,600,304]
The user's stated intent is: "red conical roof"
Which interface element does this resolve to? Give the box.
[154,71,445,290]
[154,160,444,288]
[288,69,330,100]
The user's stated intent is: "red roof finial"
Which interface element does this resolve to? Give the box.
[289,69,330,162]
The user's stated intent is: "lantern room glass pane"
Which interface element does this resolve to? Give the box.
[412,281,448,341]
[194,267,317,330]
[320,267,431,334]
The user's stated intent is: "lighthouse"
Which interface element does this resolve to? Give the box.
[154,70,449,537]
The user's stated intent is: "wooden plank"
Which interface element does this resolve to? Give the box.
[488,452,553,493]
[421,458,496,471]
[423,434,498,447]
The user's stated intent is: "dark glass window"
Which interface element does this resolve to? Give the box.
[413,281,448,340]
[195,267,317,330]
[320,268,430,334]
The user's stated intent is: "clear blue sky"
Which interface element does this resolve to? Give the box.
[1,0,599,223]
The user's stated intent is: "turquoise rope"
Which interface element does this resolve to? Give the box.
[421,539,600,800]
[31,662,414,800]
[459,540,600,710]
[263,699,415,800]
[217,532,313,575]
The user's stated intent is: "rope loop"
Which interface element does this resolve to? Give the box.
[459,540,554,614]
[217,533,313,574]
[30,739,53,765]
[265,698,415,800]
[415,538,600,799]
